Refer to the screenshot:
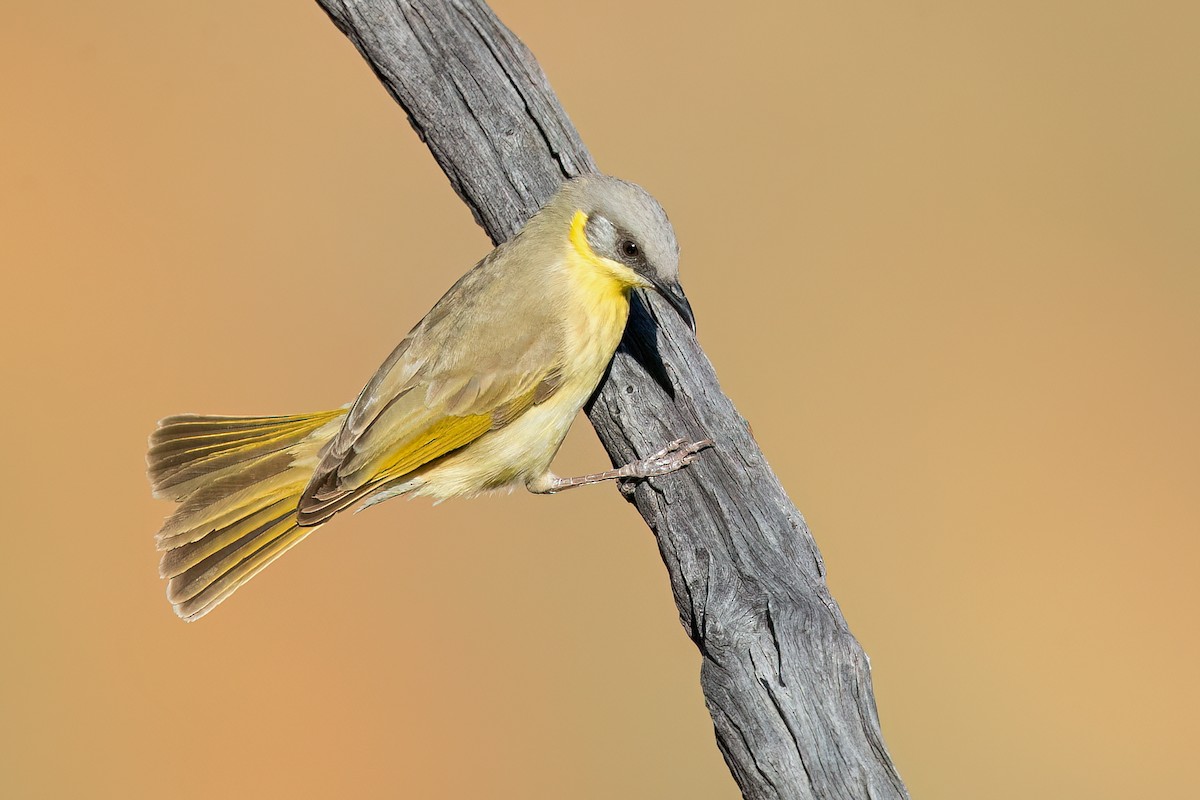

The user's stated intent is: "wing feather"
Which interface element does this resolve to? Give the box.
[297,242,568,525]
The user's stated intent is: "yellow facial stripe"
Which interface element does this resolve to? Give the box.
[568,210,649,289]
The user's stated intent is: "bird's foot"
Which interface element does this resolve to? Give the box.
[624,438,715,479]
[535,437,714,494]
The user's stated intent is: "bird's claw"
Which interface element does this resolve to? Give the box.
[628,438,715,479]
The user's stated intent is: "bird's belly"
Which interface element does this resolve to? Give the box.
[416,296,629,501]
[414,385,589,500]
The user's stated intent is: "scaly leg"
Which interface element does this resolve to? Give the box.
[530,438,714,494]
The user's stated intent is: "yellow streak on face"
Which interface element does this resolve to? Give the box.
[560,209,639,410]
[568,210,652,290]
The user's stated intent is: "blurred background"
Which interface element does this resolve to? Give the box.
[2,1,1197,797]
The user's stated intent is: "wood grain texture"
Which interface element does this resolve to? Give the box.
[315,1,909,797]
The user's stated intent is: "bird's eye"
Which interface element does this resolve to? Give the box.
[619,239,639,259]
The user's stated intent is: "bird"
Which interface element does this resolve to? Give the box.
[148,174,712,621]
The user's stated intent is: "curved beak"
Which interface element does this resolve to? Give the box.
[647,277,696,332]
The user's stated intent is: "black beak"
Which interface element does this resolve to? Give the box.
[648,277,696,332]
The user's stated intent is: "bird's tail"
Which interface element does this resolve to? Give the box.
[148,409,347,621]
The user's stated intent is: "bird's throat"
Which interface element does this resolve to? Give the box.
[561,211,634,383]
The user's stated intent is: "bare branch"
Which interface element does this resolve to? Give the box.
[315,2,908,797]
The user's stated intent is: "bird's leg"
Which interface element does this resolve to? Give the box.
[534,438,714,493]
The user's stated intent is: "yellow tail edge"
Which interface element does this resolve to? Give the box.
[148,409,345,621]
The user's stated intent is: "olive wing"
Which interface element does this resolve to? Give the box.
[297,256,565,524]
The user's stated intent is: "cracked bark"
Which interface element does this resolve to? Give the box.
[315,1,909,797]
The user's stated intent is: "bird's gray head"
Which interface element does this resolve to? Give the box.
[553,174,694,330]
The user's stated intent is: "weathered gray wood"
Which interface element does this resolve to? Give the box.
[315,2,909,797]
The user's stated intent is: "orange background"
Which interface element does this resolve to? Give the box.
[3,2,1197,798]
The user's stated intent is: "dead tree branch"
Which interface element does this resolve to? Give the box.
[314,2,908,797]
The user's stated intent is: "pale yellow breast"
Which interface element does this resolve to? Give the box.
[561,262,631,385]
[411,212,638,499]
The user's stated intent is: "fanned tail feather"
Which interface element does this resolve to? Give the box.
[148,410,346,621]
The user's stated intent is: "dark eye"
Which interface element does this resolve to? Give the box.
[619,239,639,259]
